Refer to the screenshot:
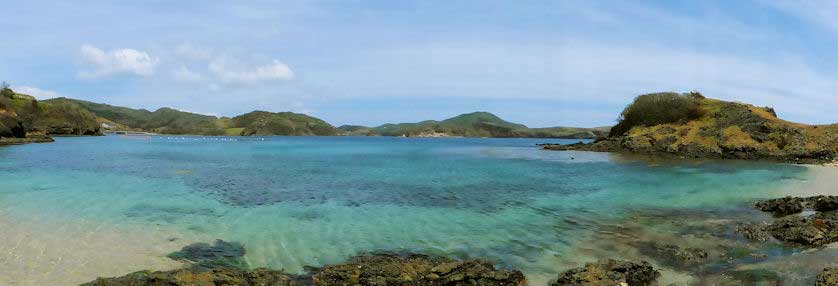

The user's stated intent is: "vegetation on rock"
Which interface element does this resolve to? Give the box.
[544,92,838,163]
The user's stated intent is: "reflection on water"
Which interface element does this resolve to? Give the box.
[0,135,827,285]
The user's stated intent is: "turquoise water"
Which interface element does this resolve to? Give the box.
[0,135,811,282]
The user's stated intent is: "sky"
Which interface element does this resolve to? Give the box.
[1,0,837,128]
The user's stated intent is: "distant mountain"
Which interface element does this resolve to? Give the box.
[2,87,604,140]
[340,112,609,138]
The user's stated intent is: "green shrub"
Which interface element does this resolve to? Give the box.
[609,92,704,137]
[0,82,13,98]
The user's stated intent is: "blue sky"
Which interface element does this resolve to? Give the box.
[1,0,836,127]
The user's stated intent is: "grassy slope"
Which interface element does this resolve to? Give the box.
[1,93,100,137]
[618,97,838,161]
[344,112,608,138]
[230,111,339,136]
[43,98,225,135]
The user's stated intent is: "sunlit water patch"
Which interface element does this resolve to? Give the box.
[0,136,823,285]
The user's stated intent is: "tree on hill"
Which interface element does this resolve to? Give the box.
[1,81,14,98]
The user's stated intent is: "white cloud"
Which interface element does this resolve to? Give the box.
[171,65,204,82]
[11,86,60,99]
[77,44,158,79]
[209,58,294,83]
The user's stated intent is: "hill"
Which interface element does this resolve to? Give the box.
[1,87,100,144]
[42,98,226,135]
[542,92,838,163]
[231,111,339,136]
[341,112,608,138]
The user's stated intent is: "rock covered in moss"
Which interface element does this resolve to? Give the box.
[818,268,838,286]
[549,259,659,286]
[311,253,526,286]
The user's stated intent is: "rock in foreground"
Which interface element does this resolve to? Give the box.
[83,252,526,286]
[549,259,659,286]
[312,253,526,286]
[80,268,303,286]
[818,268,838,286]
[766,211,838,246]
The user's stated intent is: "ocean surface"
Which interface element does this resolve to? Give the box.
[0,135,824,285]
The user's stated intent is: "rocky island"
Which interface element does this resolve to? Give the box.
[541,92,838,164]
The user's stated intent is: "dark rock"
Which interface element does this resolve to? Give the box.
[167,239,248,269]
[818,268,838,286]
[766,211,838,246]
[636,242,708,270]
[311,253,526,286]
[80,267,302,286]
[550,259,659,286]
[736,223,772,242]
[754,196,807,217]
[813,196,838,213]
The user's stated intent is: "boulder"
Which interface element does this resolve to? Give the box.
[549,259,659,286]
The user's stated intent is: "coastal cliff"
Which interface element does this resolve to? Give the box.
[0,85,100,145]
[542,92,838,163]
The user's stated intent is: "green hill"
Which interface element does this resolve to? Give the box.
[42,98,226,135]
[543,92,838,163]
[231,111,338,136]
[342,112,608,138]
[1,87,100,141]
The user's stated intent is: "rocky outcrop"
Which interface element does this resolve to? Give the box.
[755,196,838,217]
[744,197,838,247]
[818,268,838,286]
[549,259,659,286]
[541,93,838,164]
[765,211,838,246]
[83,249,526,286]
[80,268,303,286]
[312,253,526,286]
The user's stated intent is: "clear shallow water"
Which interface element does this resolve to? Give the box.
[0,135,814,283]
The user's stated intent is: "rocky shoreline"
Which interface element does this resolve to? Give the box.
[539,137,837,165]
[78,195,838,286]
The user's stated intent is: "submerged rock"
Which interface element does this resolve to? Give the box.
[818,268,838,286]
[167,239,248,269]
[80,267,302,286]
[549,259,659,286]
[636,242,708,270]
[311,252,526,286]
